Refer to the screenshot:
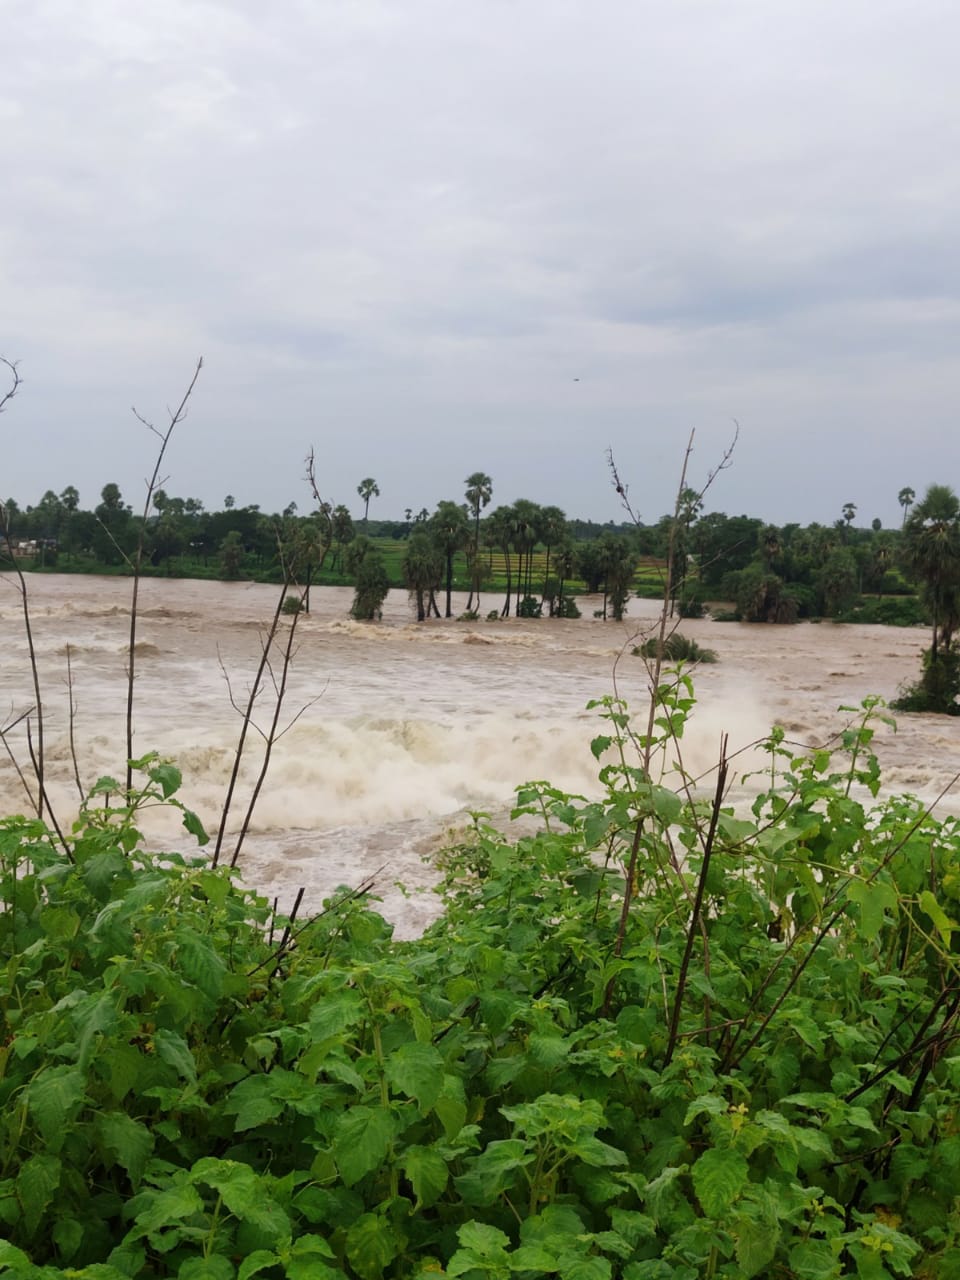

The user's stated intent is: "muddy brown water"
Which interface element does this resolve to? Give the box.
[1,575,956,935]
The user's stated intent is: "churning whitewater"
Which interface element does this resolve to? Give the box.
[1,574,957,934]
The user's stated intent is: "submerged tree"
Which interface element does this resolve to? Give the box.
[403,528,443,621]
[895,484,960,713]
[346,536,390,620]
[464,471,493,611]
[430,500,469,619]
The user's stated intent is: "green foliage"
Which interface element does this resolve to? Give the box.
[676,587,706,619]
[635,633,718,663]
[723,566,801,623]
[6,690,960,1275]
[349,540,390,620]
[837,596,928,627]
[892,644,960,714]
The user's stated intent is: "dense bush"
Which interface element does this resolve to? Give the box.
[634,632,718,663]
[892,645,960,715]
[836,597,928,627]
[3,689,960,1276]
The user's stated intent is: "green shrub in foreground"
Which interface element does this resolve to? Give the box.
[2,687,960,1276]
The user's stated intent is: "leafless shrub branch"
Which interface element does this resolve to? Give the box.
[125,358,203,793]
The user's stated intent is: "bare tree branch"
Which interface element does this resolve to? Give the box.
[125,358,203,794]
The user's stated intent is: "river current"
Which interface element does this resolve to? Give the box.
[1,574,957,934]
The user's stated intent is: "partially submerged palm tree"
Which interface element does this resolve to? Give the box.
[903,484,960,661]
[403,529,443,621]
[464,472,493,611]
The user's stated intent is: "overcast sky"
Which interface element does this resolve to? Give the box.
[3,1,959,527]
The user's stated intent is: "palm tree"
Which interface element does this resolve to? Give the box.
[841,503,857,542]
[538,505,567,608]
[898,487,916,529]
[357,478,380,529]
[511,499,540,614]
[486,506,515,618]
[552,540,576,617]
[904,484,960,661]
[331,504,355,573]
[430,501,469,618]
[464,472,493,611]
[403,529,443,621]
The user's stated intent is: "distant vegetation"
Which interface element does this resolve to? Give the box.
[3,474,959,710]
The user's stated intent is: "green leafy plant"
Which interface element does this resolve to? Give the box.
[4,682,960,1277]
[634,633,718,664]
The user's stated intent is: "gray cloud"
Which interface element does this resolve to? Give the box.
[3,0,960,526]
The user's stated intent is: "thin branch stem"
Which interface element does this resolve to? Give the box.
[125,358,203,793]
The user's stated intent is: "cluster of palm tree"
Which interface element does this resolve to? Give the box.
[399,475,638,623]
[896,484,960,712]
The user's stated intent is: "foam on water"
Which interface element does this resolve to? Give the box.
[2,574,958,930]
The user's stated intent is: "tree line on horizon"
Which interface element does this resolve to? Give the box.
[3,476,958,709]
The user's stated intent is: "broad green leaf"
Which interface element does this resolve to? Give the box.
[287,1234,336,1260]
[182,808,210,846]
[385,1041,444,1111]
[455,1139,530,1207]
[847,879,898,941]
[333,1107,396,1187]
[238,1251,278,1280]
[690,1148,748,1217]
[646,785,682,825]
[568,1134,628,1168]
[642,1164,688,1225]
[735,1214,780,1277]
[174,927,226,999]
[528,1033,569,1069]
[558,1258,612,1280]
[457,1221,511,1256]
[128,1180,204,1235]
[616,1005,656,1047]
[285,1261,341,1280]
[39,904,80,940]
[97,1112,155,1188]
[434,1074,468,1141]
[103,1041,146,1101]
[75,991,120,1071]
[154,1029,198,1084]
[52,1215,84,1262]
[591,735,613,760]
[839,1106,878,1133]
[27,1066,85,1151]
[345,1212,398,1280]
[790,1238,843,1280]
[224,1077,285,1132]
[511,1243,561,1270]
[0,1241,33,1270]
[149,763,182,799]
[683,1094,727,1127]
[307,991,365,1043]
[609,1209,657,1247]
[189,1159,276,1232]
[403,1145,449,1208]
[178,1256,235,1280]
[919,889,957,947]
[16,1153,61,1237]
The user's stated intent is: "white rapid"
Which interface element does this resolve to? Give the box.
[1,574,956,934]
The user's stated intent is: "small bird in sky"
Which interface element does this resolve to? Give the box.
[573,377,580,382]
